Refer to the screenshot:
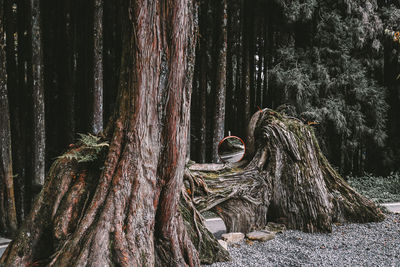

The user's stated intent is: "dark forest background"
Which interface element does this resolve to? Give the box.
[1,0,400,229]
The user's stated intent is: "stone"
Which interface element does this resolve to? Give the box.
[218,239,228,250]
[221,232,245,244]
[246,231,276,242]
[265,222,287,233]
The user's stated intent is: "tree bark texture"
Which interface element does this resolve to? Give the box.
[211,0,227,163]
[188,109,384,233]
[0,1,228,266]
[92,0,104,134]
[0,0,18,236]
[30,0,45,186]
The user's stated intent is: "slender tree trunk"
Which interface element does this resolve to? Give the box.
[0,0,18,236]
[225,0,234,136]
[211,0,227,163]
[234,1,242,136]
[248,5,255,114]
[256,19,263,108]
[198,1,208,163]
[263,11,269,108]
[30,0,45,186]
[5,0,27,221]
[92,0,103,134]
[241,2,250,136]
[62,0,76,144]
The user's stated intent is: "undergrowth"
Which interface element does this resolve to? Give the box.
[347,173,400,203]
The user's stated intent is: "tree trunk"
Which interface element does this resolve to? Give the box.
[240,2,251,137]
[0,1,231,266]
[92,0,104,134]
[211,0,227,163]
[6,0,28,221]
[30,0,45,186]
[198,1,208,163]
[188,109,384,233]
[0,0,18,236]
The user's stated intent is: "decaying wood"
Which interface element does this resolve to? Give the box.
[187,108,384,234]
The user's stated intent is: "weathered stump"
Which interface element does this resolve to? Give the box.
[186,108,384,234]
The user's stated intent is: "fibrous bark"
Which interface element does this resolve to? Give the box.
[0,0,18,236]
[0,1,230,266]
[188,109,384,233]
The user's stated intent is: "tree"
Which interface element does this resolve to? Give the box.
[0,0,18,236]
[92,0,104,134]
[211,0,227,163]
[0,0,203,265]
[30,0,45,186]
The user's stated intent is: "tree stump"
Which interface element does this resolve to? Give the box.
[185,108,384,234]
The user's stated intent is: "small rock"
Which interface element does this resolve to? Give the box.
[246,231,276,242]
[218,240,228,250]
[245,239,254,246]
[265,222,286,233]
[221,232,245,244]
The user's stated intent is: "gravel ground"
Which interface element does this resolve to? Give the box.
[205,213,400,267]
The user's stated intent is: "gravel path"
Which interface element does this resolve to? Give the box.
[205,213,400,267]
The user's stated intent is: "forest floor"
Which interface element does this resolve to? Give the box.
[202,175,400,266]
[205,212,400,267]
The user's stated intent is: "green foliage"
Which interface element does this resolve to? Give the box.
[348,173,400,203]
[275,0,317,23]
[267,0,390,173]
[58,133,109,163]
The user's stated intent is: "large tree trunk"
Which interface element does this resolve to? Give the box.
[188,109,384,233]
[0,1,231,266]
[0,0,18,236]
